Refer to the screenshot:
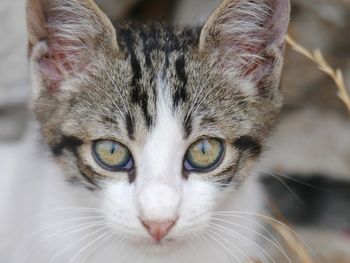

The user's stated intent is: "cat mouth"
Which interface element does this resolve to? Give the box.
[138,236,178,249]
[139,238,179,254]
[148,237,176,245]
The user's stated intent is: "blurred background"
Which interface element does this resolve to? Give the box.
[1,0,350,262]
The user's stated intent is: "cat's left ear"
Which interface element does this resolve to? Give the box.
[26,0,119,93]
[199,0,290,93]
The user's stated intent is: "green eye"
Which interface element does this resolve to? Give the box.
[184,138,224,172]
[92,140,133,171]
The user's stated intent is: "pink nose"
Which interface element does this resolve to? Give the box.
[141,220,176,241]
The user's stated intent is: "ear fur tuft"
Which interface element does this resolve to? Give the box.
[26,0,118,92]
[200,0,290,87]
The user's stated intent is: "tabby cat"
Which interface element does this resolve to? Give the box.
[1,0,290,262]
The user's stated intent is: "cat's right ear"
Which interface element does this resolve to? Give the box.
[199,0,290,96]
[26,0,119,94]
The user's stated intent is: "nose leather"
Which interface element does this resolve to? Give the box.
[142,220,176,241]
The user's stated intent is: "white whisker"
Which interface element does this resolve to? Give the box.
[67,230,111,263]
[210,211,315,257]
[21,220,106,262]
[209,222,275,263]
[207,228,247,262]
[48,227,109,263]
[210,216,289,262]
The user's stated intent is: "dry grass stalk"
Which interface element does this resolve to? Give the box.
[272,222,314,263]
[255,198,316,263]
[246,219,314,263]
[285,35,350,113]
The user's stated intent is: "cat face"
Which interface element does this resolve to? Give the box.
[27,0,289,252]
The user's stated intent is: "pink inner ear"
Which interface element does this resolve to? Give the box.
[38,55,62,92]
[241,51,275,83]
[37,37,90,92]
[218,35,270,82]
[31,0,106,93]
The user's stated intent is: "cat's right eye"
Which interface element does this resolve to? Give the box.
[92,140,134,172]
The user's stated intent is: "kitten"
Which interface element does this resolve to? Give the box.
[1,0,289,262]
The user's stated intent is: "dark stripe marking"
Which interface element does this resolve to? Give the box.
[75,157,99,189]
[183,113,193,139]
[79,170,99,189]
[125,113,135,139]
[51,136,99,188]
[51,136,83,156]
[119,28,153,127]
[118,29,142,88]
[173,55,188,108]
[102,116,117,124]
[200,116,217,127]
[128,168,137,184]
[131,89,153,127]
[233,136,262,157]
[216,163,238,186]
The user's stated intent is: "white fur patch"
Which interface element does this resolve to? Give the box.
[136,76,183,221]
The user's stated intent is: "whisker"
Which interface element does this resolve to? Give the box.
[67,230,111,263]
[210,212,283,250]
[198,231,227,263]
[186,234,202,262]
[16,214,105,258]
[23,215,105,241]
[265,173,305,204]
[35,207,104,216]
[78,232,114,262]
[48,227,109,263]
[21,220,106,263]
[259,168,329,192]
[206,228,244,262]
[209,222,275,263]
[210,216,289,262]
[210,211,315,258]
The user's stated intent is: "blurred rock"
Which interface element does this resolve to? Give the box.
[174,0,220,25]
[0,0,30,107]
[0,105,29,142]
[95,0,140,21]
[0,0,30,141]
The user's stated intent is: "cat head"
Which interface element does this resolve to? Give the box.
[26,0,289,253]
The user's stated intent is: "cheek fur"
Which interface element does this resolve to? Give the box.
[101,182,145,238]
[174,180,218,236]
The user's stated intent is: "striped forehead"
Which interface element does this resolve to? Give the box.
[116,26,199,137]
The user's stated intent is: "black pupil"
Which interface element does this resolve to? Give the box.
[201,142,206,155]
[111,143,116,154]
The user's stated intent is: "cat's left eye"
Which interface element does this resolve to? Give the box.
[92,140,134,172]
[184,138,225,172]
